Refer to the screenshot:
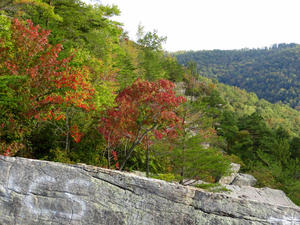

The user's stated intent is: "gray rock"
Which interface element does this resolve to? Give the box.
[175,82,186,95]
[219,163,241,185]
[0,156,299,225]
[182,179,208,186]
[231,173,257,186]
[131,170,146,177]
[225,185,298,208]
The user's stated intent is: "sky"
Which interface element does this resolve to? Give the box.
[88,0,300,52]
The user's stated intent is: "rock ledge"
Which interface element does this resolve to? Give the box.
[0,156,299,225]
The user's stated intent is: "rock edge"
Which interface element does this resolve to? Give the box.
[0,156,299,225]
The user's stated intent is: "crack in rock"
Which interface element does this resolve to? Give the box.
[0,156,299,225]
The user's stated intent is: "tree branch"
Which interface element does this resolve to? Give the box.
[120,123,158,170]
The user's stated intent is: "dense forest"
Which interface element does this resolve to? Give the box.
[0,0,299,205]
[175,44,300,110]
[183,76,300,204]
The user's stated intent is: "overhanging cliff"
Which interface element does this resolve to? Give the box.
[0,156,299,225]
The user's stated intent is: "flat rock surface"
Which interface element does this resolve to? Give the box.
[0,156,299,225]
[225,185,298,208]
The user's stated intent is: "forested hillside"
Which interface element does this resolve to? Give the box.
[214,78,300,136]
[175,44,300,110]
[0,0,299,205]
[184,75,300,205]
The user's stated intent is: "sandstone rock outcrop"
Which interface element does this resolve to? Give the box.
[0,156,299,225]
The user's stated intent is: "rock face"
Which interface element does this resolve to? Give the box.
[0,156,299,225]
[231,173,257,187]
[218,163,257,187]
[225,185,297,209]
[219,163,241,185]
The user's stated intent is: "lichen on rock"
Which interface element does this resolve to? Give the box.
[0,156,299,225]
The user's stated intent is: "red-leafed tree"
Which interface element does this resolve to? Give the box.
[99,78,186,170]
[0,19,96,153]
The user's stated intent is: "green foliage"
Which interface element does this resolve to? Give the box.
[181,73,299,205]
[139,48,167,81]
[114,145,166,173]
[175,44,300,109]
[170,135,231,182]
[0,75,26,109]
[1,0,62,24]
[0,14,11,46]
[286,180,300,206]
[42,147,73,164]
[115,39,139,89]
[218,110,300,205]
[199,76,300,136]
[2,0,122,61]
[137,25,166,51]
[162,55,185,82]
[290,137,300,159]
[137,26,169,81]
[2,0,298,206]
[150,173,180,182]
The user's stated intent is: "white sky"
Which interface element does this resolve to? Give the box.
[90,0,300,52]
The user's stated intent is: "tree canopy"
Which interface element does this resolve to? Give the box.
[0,0,299,206]
[175,45,300,110]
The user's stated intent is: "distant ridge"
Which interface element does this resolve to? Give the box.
[175,43,300,110]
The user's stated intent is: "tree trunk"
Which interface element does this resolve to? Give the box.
[179,112,187,184]
[146,138,149,177]
[107,149,111,169]
[120,124,157,171]
[65,110,70,153]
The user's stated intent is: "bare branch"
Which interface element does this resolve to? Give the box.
[120,123,158,170]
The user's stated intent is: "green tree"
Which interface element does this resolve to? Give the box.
[137,25,167,81]
[171,134,230,184]
[98,79,185,170]
[290,137,300,159]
